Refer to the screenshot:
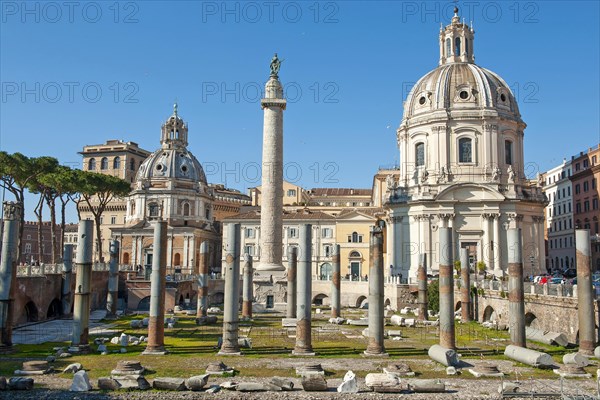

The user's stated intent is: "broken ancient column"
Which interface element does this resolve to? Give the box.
[71,219,93,353]
[507,228,525,347]
[106,240,119,318]
[0,202,21,352]
[364,224,387,356]
[293,224,314,356]
[331,244,341,319]
[242,254,253,319]
[143,220,168,355]
[286,247,297,319]
[460,248,471,322]
[438,227,455,350]
[576,229,596,356]
[197,241,209,318]
[219,223,241,355]
[417,253,428,321]
[61,244,73,316]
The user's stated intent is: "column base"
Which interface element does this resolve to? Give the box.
[0,344,16,354]
[68,345,91,354]
[142,347,168,355]
[292,350,315,356]
[217,350,242,356]
[363,350,389,358]
[256,263,285,272]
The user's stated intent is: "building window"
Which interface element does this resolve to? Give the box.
[454,37,461,56]
[24,243,31,254]
[576,163,580,171]
[322,228,333,239]
[324,245,332,257]
[113,156,121,170]
[465,38,469,56]
[568,186,571,196]
[593,198,599,210]
[575,184,581,194]
[110,216,116,224]
[148,203,160,218]
[101,157,108,170]
[446,38,451,57]
[576,202,581,213]
[205,207,210,220]
[287,189,296,197]
[415,143,425,167]
[289,228,298,239]
[182,202,190,216]
[88,158,96,170]
[348,231,362,243]
[583,159,589,168]
[458,138,472,163]
[593,156,597,165]
[584,201,590,212]
[584,181,589,192]
[130,158,135,171]
[505,141,513,165]
[244,245,254,256]
[245,228,255,239]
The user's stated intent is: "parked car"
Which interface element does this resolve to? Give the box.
[563,269,576,279]
[550,277,565,285]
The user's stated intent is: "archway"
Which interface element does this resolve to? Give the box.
[24,301,38,322]
[123,252,130,265]
[212,292,224,305]
[384,298,391,308]
[455,301,462,312]
[524,312,537,327]
[137,296,151,312]
[355,295,367,308]
[312,293,329,306]
[482,305,496,322]
[46,298,62,319]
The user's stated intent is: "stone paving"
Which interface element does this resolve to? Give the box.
[12,310,119,345]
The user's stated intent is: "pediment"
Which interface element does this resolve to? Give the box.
[435,183,505,202]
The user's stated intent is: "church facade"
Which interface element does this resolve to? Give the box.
[112,106,220,274]
[386,8,547,281]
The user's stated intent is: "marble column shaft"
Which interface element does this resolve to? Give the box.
[293,224,314,355]
[219,223,241,355]
[144,221,168,355]
[72,220,93,350]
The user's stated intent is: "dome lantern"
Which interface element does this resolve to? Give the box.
[160,102,189,149]
[439,7,475,65]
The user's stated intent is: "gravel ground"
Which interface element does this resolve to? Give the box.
[0,373,597,400]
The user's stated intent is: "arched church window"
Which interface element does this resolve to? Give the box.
[446,38,451,57]
[415,143,425,167]
[505,140,513,165]
[458,138,472,163]
[101,157,108,170]
[113,156,121,170]
[130,158,135,171]
[183,202,190,216]
[88,158,96,171]
[465,38,469,56]
[455,37,461,56]
[349,250,361,258]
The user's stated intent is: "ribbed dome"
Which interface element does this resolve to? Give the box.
[135,147,207,184]
[403,63,520,121]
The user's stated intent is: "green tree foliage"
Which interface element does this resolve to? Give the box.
[73,170,130,262]
[427,279,440,314]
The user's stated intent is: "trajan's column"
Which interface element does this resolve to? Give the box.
[257,54,286,272]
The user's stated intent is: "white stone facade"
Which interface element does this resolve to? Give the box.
[386,8,547,281]
[543,160,575,272]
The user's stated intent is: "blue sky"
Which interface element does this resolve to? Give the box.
[1,0,599,222]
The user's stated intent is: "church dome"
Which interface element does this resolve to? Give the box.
[134,104,207,185]
[401,7,520,125]
[403,63,520,121]
[135,147,207,184]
